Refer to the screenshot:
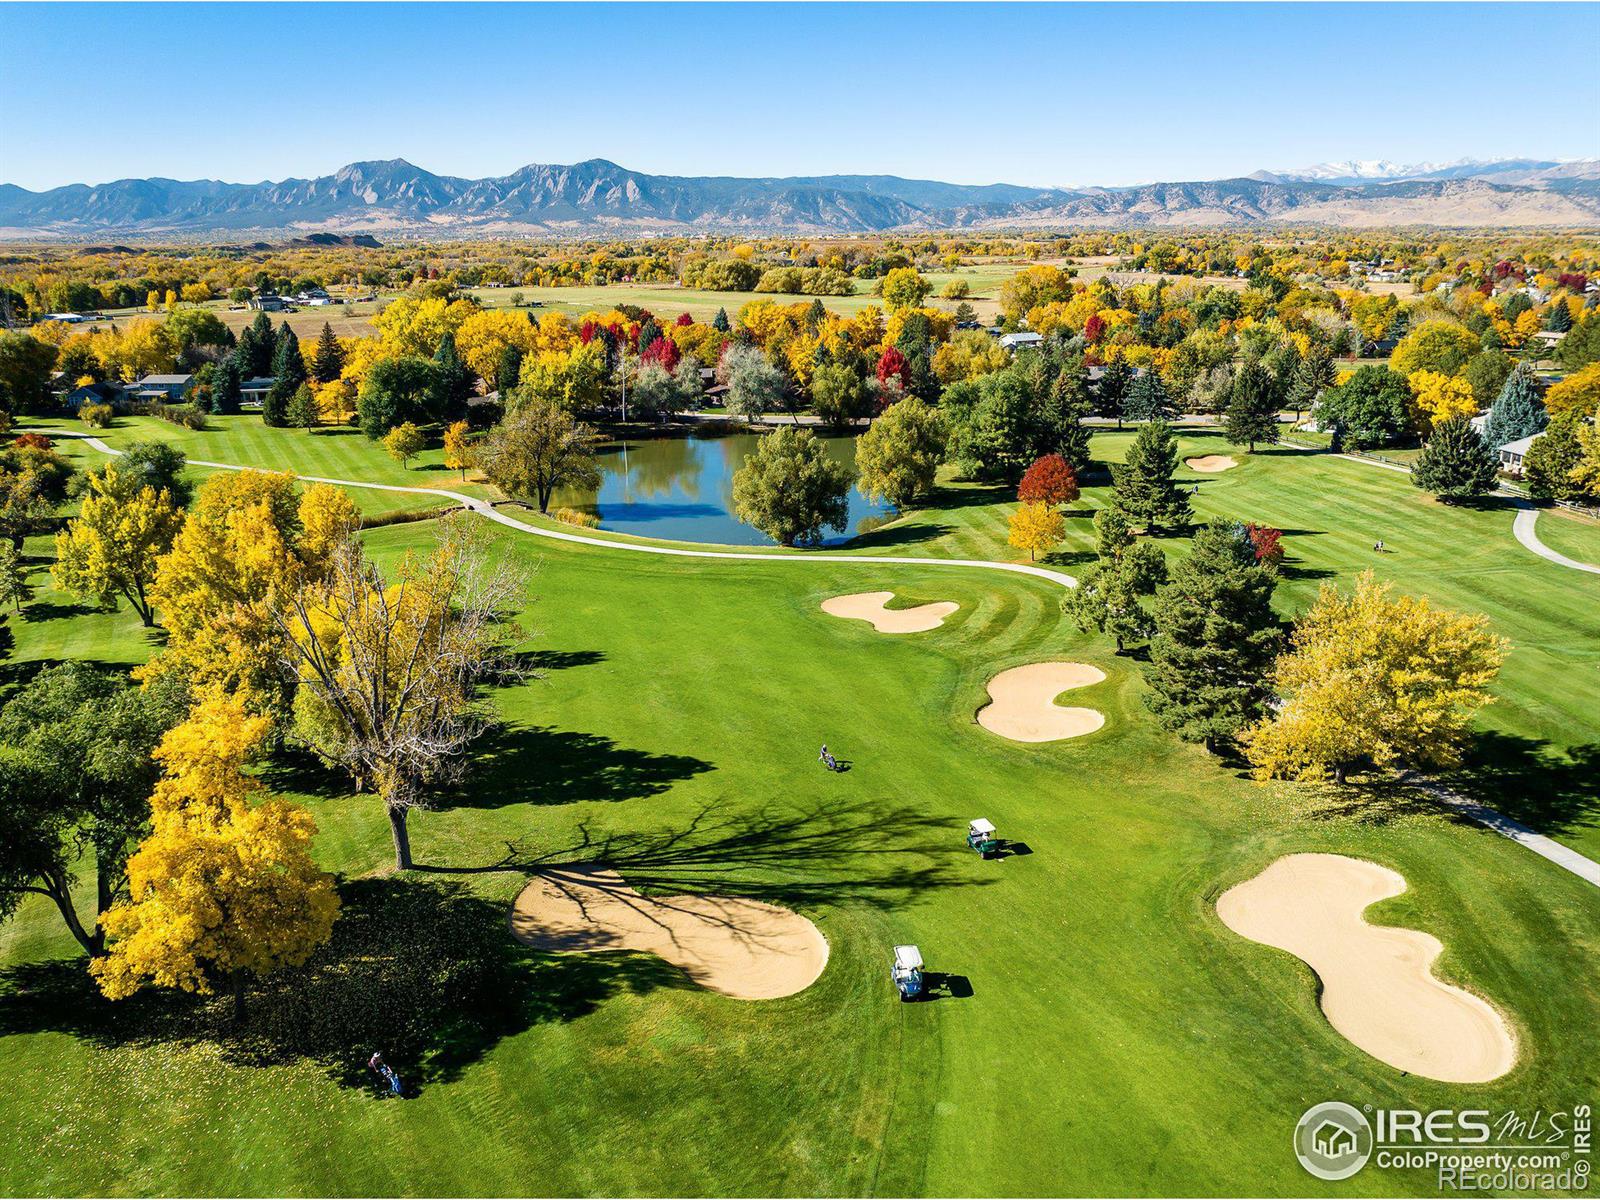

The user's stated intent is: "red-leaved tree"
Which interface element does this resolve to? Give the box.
[1017,454,1079,508]
[1084,313,1106,345]
[641,335,680,372]
[12,433,53,451]
[675,312,694,327]
[1245,523,1284,566]
[876,346,910,391]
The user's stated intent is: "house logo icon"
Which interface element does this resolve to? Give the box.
[1294,1102,1373,1180]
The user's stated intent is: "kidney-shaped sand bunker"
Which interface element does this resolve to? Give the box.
[821,591,959,634]
[976,662,1106,742]
[510,866,828,1000]
[1216,853,1517,1083]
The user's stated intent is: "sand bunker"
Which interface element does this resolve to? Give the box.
[1217,853,1516,1083]
[510,866,828,1000]
[821,591,959,634]
[977,662,1106,742]
[1185,455,1238,472]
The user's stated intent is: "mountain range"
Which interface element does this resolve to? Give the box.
[3,157,1597,239]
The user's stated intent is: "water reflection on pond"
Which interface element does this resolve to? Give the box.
[551,431,895,546]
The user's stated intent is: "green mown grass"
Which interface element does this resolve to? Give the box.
[0,421,1596,1197]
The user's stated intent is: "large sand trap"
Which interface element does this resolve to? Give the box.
[821,591,959,634]
[510,866,828,1000]
[1185,454,1238,472]
[977,662,1106,742]
[1217,853,1516,1083]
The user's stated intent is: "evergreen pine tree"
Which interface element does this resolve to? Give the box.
[1144,520,1282,751]
[496,343,525,393]
[1123,371,1173,422]
[1111,419,1191,533]
[211,354,242,415]
[1410,416,1498,503]
[311,321,345,384]
[241,311,276,378]
[637,318,661,355]
[1048,366,1093,477]
[712,307,731,333]
[263,326,304,427]
[431,330,473,418]
[1484,363,1547,446]
[1546,303,1573,333]
[1223,358,1281,451]
[286,383,320,431]
[1095,359,1132,428]
[1289,346,1335,423]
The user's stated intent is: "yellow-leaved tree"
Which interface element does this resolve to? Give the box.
[53,463,183,626]
[1408,370,1478,429]
[90,689,340,1018]
[442,420,473,480]
[1241,572,1506,784]
[1008,502,1065,562]
[141,471,357,710]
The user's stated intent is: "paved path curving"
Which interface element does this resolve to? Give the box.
[1511,500,1600,576]
[69,435,1079,590]
[1285,439,1600,578]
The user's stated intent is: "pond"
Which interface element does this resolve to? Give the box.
[551,430,895,546]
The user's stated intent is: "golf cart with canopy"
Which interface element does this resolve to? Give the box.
[966,818,999,857]
[892,944,924,1001]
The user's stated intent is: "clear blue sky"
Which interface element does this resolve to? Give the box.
[2,3,1595,191]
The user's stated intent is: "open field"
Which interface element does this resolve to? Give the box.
[1,419,1597,1196]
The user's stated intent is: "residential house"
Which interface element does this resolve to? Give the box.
[1497,433,1542,476]
[239,376,276,407]
[130,374,194,401]
[62,380,127,411]
[249,295,288,312]
[999,331,1044,352]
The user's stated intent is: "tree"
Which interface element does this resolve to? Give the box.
[0,439,73,549]
[1111,419,1191,533]
[811,362,871,428]
[1288,347,1335,423]
[1241,573,1506,783]
[881,267,931,312]
[0,542,31,611]
[383,422,426,469]
[358,356,439,438]
[855,397,945,509]
[475,398,601,513]
[712,307,731,332]
[0,332,59,415]
[90,690,340,1016]
[237,312,276,379]
[1095,359,1133,427]
[0,663,187,956]
[211,353,243,415]
[1572,403,1600,497]
[1407,370,1477,430]
[431,330,475,418]
[311,322,345,384]
[115,440,192,508]
[1017,454,1079,508]
[1143,521,1281,751]
[1315,366,1413,449]
[1124,371,1173,422]
[1462,350,1514,408]
[53,464,181,626]
[1482,363,1546,447]
[1390,320,1478,378]
[286,384,320,431]
[1410,417,1498,503]
[443,420,473,479]
[724,344,785,424]
[264,326,306,427]
[1008,502,1065,561]
[496,342,525,393]
[276,523,526,870]
[731,427,854,546]
[1544,361,1600,419]
[1221,359,1279,451]
[1062,536,1166,652]
[1523,412,1588,502]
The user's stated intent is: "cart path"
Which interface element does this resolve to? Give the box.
[68,434,1079,588]
[64,433,1600,891]
[1285,440,1600,577]
[1511,501,1600,576]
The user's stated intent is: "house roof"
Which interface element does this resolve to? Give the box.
[239,377,276,389]
[135,374,192,385]
[1498,433,1542,456]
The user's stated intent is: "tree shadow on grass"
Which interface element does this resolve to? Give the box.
[19,599,104,623]
[1443,732,1600,839]
[441,724,715,809]
[0,877,688,1094]
[842,520,954,550]
[420,797,985,915]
